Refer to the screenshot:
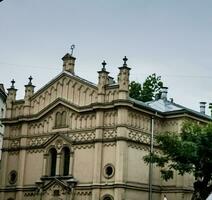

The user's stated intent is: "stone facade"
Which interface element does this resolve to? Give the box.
[0,54,211,200]
[0,84,6,160]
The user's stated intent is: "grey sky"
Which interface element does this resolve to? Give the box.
[1,0,212,114]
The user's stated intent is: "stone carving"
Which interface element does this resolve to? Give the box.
[128,143,149,151]
[128,130,150,144]
[27,149,44,153]
[9,140,20,148]
[28,136,50,147]
[67,131,95,142]
[73,144,94,150]
[55,139,63,150]
[103,129,117,139]
[103,142,116,147]
[104,111,117,127]
[75,190,92,198]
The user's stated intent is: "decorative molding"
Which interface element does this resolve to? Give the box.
[24,192,36,197]
[103,142,116,147]
[128,130,150,144]
[75,190,92,196]
[9,139,20,148]
[73,144,94,150]
[67,131,95,142]
[26,149,44,153]
[128,143,149,151]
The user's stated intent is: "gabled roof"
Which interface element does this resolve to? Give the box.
[31,71,97,100]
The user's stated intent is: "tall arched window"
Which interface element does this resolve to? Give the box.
[55,112,61,127]
[62,147,70,176]
[49,148,57,176]
[55,111,67,128]
[61,111,67,127]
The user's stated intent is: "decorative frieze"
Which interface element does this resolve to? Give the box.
[67,131,95,142]
[104,111,117,127]
[73,144,94,150]
[128,143,149,151]
[103,129,117,139]
[128,130,150,144]
[9,139,20,148]
[103,142,116,147]
[28,136,50,147]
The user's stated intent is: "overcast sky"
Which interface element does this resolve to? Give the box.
[1,0,212,114]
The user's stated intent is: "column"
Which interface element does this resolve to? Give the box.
[92,111,104,200]
[69,152,74,176]
[42,154,48,176]
[56,153,62,176]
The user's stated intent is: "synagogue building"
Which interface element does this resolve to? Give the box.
[0,53,211,200]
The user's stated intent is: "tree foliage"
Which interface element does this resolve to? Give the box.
[144,121,212,200]
[129,73,163,102]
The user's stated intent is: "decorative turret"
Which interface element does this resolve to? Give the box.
[118,56,131,99]
[7,79,17,103]
[23,76,35,116]
[97,60,109,102]
[24,76,35,99]
[6,79,17,118]
[62,45,76,74]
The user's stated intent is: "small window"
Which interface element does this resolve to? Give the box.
[8,170,17,184]
[103,164,115,179]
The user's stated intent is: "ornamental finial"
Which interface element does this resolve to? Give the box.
[123,56,128,66]
[102,60,107,71]
[28,76,33,85]
[70,44,75,56]
[11,79,15,89]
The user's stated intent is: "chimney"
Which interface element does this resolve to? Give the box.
[161,87,168,100]
[200,102,206,114]
[62,53,76,74]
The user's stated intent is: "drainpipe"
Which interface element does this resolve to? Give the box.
[148,114,155,200]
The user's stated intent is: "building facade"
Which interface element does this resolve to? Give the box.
[0,84,6,161]
[0,53,211,200]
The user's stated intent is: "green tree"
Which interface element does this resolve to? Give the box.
[129,73,163,102]
[144,121,212,200]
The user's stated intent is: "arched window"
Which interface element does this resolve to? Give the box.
[102,195,114,200]
[49,148,57,176]
[55,111,67,128]
[55,112,61,127]
[62,147,70,176]
[61,111,67,127]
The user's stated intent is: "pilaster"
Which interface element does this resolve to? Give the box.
[92,110,104,200]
